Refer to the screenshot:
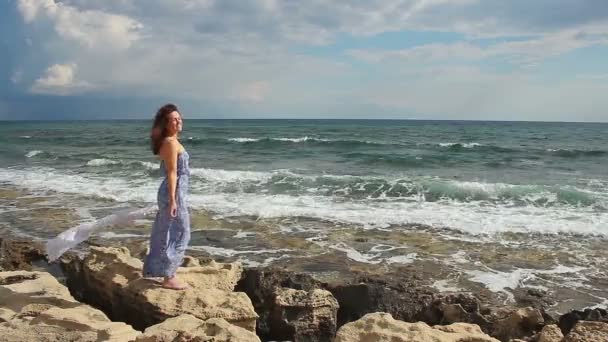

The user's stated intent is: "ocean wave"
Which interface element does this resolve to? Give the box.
[188,136,392,148]
[188,167,605,207]
[2,167,608,236]
[20,136,31,139]
[85,158,158,170]
[25,150,43,158]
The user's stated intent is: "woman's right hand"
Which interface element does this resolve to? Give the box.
[169,200,177,218]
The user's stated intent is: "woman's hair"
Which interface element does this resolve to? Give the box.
[150,103,179,155]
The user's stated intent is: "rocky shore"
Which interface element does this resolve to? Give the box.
[1,237,607,342]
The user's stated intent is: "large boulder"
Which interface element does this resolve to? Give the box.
[0,270,141,341]
[334,312,500,342]
[269,288,339,342]
[491,307,545,341]
[563,321,608,342]
[536,324,564,342]
[558,308,608,335]
[61,246,258,332]
[135,314,260,342]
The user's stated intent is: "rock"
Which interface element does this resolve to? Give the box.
[327,273,435,327]
[558,308,608,335]
[0,238,46,271]
[235,268,323,337]
[181,255,200,267]
[491,307,545,341]
[563,321,608,342]
[61,246,258,332]
[269,288,339,342]
[135,314,260,342]
[334,312,500,342]
[425,293,493,331]
[537,324,564,342]
[0,270,141,341]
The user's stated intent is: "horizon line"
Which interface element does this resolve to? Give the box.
[1,117,607,124]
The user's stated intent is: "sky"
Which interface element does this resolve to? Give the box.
[2,0,608,121]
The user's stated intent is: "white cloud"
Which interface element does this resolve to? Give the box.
[31,63,92,95]
[17,0,142,50]
[11,0,608,120]
[348,24,608,67]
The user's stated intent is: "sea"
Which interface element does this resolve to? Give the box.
[1,119,607,312]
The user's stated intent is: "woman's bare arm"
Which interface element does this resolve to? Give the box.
[160,138,179,217]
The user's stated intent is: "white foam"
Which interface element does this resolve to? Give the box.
[189,167,271,183]
[3,167,608,236]
[85,159,158,170]
[385,253,417,264]
[189,245,290,258]
[272,136,319,143]
[330,243,382,264]
[25,150,43,158]
[87,159,119,166]
[20,135,31,139]
[432,279,462,292]
[233,231,256,238]
[437,142,483,148]
[466,265,587,302]
[228,137,260,142]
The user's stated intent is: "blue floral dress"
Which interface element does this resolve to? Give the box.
[143,150,191,277]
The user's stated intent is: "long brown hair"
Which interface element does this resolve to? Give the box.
[150,103,179,155]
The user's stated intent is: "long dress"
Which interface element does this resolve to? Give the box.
[143,150,191,278]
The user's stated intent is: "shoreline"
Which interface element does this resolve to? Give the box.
[1,236,607,341]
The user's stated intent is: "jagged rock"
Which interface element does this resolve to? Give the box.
[0,238,46,271]
[563,321,608,341]
[268,287,339,342]
[327,273,435,327]
[0,270,141,342]
[424,293,493,332]
[334,312,500,342]
[235,268,323,337]
[491,307,545,341]
[135,314,260,342]
[61,246,258,332]
[558,308,608,335]
[537,324,564,342]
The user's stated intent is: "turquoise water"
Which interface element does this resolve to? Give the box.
[1,119,608,235]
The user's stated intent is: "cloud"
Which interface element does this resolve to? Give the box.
[17,0,142,50]
[348,24,608,67]
[9,0,608,120]
[31,63,92,95]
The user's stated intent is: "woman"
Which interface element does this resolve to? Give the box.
[143,104,191,290]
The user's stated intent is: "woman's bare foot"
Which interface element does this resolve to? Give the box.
[162,276,188,290]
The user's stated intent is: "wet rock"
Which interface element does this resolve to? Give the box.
[563,321,608,341]
[0,238,46,271]
[536,324,564,342]
[268,287,339,342]
[334,312,500,342]
[235,268,323,337]
[327,273,435,327]
[61,246,258,332]
[423,293,493,331]
[558,308,608,335]
[492,307,545,342]
[135,314,260,342]
[0,270,141,341]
